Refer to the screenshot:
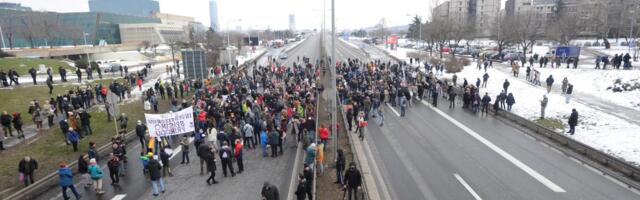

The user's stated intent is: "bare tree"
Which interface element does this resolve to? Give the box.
[546,13,580,45]
[372,18,389,41]
[40,13,62,48]
[510,12,542,59]
[204,28,223,65]
[449,19,473,58]
[425,19,451,58]
[67,24,85,46]
[18,13,46,48]
[0,17,18,49]
[490,14,514,57]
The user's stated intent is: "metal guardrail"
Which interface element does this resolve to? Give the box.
[494,110,640,189]
[337,95,372,200]
[377,46,640,190]
[3,129,137,200]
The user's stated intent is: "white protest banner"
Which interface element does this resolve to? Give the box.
[145,106,195,137]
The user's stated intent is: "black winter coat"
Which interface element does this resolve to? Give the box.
[147,159,162,181]
[344,167,362,188]
[568,111,579,126]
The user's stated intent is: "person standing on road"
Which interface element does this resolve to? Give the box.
[242,122,254,149]
[12,112,25,139]
[1,111,12,137]
[148,156,165,196]
[79,109,92,136]
[160,148,173,177]
[260,129,268,157]
[88,158,105,194]
[107,153,120,185]
[135,120,147,150]
[19,156,38,187]
[219,141,235,177]
[28,67,37,85]
[335,149,346,185]
[268,128,279,157]
[205,146,218,185]
[261,181,280,200]
[75,68,82,83]
[234,139,244,173]
[58,161,81,200]
[78,154,92,188]
[540,95,548,119]
[567,109,579,135]
[343,162,362,200]
[399,95,407,117]
[545,75,554,93]
[304,143,316,167]
[295,174,308,200]
[318,124,329,148]
[180,135,190,164]
[198,142,212,175]
[316,143,325,175]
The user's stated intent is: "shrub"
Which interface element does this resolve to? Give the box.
[445,58,463,73]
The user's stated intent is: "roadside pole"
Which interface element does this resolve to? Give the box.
[107,91,120,134]
[331,0,338,161]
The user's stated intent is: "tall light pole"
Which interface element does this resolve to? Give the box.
[83,32,91,67]
[0,25,6,49]
[226,19,242,66]
[330,0,338,162]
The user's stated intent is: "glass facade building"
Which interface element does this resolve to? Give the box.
[88,0,160,17]
[0,10,160,48]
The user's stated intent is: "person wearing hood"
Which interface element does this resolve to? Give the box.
[135,120,147,149]
[88,158,105,194]
[304,143,316,166]
[58,161,81,200]
[343,162,363,200]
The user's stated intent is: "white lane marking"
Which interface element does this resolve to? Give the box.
[421,100,566,193]
[169,137,194,160]
[454,174,483,200]
[361,132,394,200]
[111,194,127,200]
[386,103,401,117]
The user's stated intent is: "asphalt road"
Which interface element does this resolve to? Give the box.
[333,38,640,200]
[32,35,321,200]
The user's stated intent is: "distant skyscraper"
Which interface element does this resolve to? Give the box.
[288,14,296,31]
[209,0,220,31]
[88,0,159,17]
[0,2,32,12]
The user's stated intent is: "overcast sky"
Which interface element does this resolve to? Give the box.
[6,0,506,30]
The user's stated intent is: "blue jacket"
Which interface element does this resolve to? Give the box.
[58,167,74,186]
[67,131,80,142]
[260,131,268,146]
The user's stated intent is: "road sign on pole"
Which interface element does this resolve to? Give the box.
[107,91,120,133]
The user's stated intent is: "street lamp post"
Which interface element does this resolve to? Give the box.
[331,0,338,162]
[83,32,91,68]
[226,19,242,66]
[0,25,6,49]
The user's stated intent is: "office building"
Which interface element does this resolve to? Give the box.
[119,23,187,45]
[432,1,450,21]
[506,0,533,16]
[88,0,160,17]
[0,10,160,48]
[0,2,32,12]
[209,0,220,31]
[289,14,296,31]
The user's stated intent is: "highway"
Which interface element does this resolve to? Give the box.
[331,39,640,200]
[32,35,322,200]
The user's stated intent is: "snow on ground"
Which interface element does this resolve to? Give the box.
[361,38,640,165]
[532,67,640,111]
[236,47,267,65]
[439,65,640,165]
[588,46,636,57]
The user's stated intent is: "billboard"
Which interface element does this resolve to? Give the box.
[181,50,208,79]
[387,35,399,45]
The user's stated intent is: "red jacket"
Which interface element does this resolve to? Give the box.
[319,127,329,140]
[234,143,243,157]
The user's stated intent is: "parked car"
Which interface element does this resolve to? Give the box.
[279,53,288,60]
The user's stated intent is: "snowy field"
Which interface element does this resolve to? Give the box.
[440,65,640,166]
[364,40,640,166]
